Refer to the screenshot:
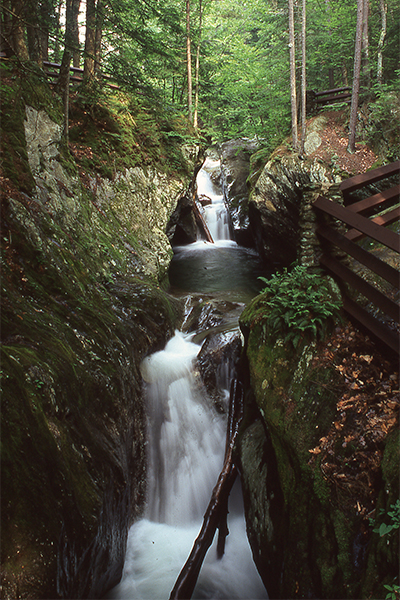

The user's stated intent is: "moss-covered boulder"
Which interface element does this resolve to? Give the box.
[238,292,399,599]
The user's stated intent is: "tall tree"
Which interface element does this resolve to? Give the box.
[193,0,203,130]
[377,0,387,85]
[6,0,29,59]
[348,0,364,153]
[300,0,306,155]
[84,0,96,80]
[94,0,104,73]
[361,0,370,87]
[72,1,81,68]
[186,0,193,123]
[56,0,80,140]
[288,0,298,151]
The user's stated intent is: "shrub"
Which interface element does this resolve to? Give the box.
[258,264,343,347]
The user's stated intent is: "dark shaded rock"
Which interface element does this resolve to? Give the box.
[248,154,340,267]
[197,330,241,409]
[220,138,260,245]
[166,191,198,245]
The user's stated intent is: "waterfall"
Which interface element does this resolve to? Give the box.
[108,331,267,600]
[196,158,231,242]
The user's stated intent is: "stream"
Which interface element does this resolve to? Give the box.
[107,158,270,599]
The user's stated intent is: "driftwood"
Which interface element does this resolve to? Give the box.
[169,380,244,600]
[193,200,214,243]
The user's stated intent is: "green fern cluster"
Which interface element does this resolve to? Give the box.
[258,264,343,347]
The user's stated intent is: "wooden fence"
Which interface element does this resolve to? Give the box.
[43,60,120,89]
[307,86,351,113]
[313,161,400,354]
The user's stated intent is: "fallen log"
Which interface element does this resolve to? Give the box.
[169,380,244,600]
[193,200,214,243]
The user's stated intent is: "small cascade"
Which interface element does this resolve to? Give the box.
[108,331,267,600]
[196,158,231,242]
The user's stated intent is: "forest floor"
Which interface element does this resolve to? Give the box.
[306,108,399,523]
[307,109,379,175]
[309,321,398,520]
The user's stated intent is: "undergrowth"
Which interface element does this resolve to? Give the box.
[258,264,343,347]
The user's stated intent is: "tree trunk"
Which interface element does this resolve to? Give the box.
[53,0,63,63]
[39,0,50,61]
[193,0,202,130]
[9,0,29,60]
[72,0,80,68]
[325,0,334,88]
[347,0,364,153]
[56,0,80,140]
[377,0,387,85]
[300,0,306,155]
[26,0,43,63]
[288,0,298,152]
[84,0,96,80]
[361,0,370,88]
[186,0,193,124]
[94,0,104,74]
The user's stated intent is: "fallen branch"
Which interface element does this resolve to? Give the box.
[169,380,244,600]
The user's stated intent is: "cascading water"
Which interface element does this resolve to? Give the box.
[108,156,270,600]
[196,158,231,242]
[108,332,267,599]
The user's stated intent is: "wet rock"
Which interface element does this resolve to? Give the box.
[2,105,191,599]
[248,153,341,267]
[197,330,241,409]
[220,138,260,246]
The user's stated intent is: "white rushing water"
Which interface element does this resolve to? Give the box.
[108,331,267,600]
[196,158,231,242]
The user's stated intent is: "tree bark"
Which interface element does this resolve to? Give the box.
[347,0,364,153]
[186,0,193,123]
[9,0,29,60]
[94,0,104,74]
[84,0,96,80]
[300,0,306,155]
[288,0,298,152]
[72,0,80,68]
[361,0,370,88]
[377,0,387,85]
[193,0,202,130]
[56,0,80,140]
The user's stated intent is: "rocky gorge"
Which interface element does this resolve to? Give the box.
[1,63,399,600]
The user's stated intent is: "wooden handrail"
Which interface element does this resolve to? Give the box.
[313,168,400,354]
[339,160,400,196]
[314,86,351,97]
[313,195,400,252]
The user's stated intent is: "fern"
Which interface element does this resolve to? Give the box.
[258,264,342,347]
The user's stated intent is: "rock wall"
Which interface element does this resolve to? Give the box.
[248,153,342,267]
[1,106,195,598]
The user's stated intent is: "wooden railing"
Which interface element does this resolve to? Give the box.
[0,53,119,89]
[307,86,351,113]
[313,161,400,354]
[43,60,120,89]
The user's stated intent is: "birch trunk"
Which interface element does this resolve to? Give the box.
[288,0,298,152]
[347,0,364,153]
[193,0,203,130]
[186,0,193,123]
[300,0,306,155]
[377,0,387,85]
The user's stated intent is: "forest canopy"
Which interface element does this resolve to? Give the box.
[1,0,399,143]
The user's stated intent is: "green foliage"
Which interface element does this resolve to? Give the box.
[384,583,400,600]
[258,264,342,347]
[366,76,400,160]
[372,499,400,537]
